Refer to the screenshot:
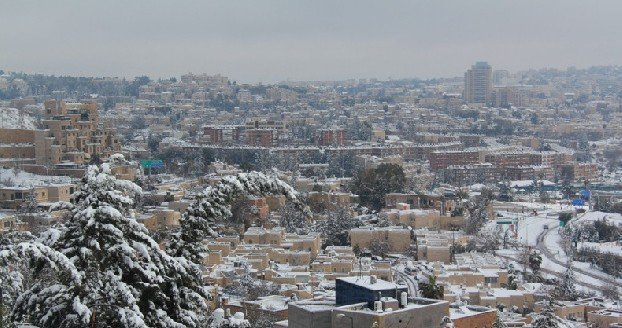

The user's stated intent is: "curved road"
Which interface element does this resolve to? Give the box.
[495,252,603,290]
[537,223,622,289]
[394,269,418,297]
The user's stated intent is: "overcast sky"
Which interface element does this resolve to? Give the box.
[1,0,621,83]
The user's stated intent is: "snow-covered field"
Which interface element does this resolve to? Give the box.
[571,211,622,259]
[579,241,622,256]
[574,211,622,224]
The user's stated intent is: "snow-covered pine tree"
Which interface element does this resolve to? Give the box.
[0,234,84,327]
[315,205,360,247]
[0,231,36,311]
[555,264,578,301]
[10,158,211,328]
[528,251,542,275]
[18,189,40,214]
[418,275,444,300]
[169,172,311,264]
[532,300,563,328]
[278,202,310,234]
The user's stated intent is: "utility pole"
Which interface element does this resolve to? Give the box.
[584,179,592,211]
[0,284,5,328]
[451,230,456,264]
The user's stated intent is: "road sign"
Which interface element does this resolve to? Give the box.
[140,160,164,169]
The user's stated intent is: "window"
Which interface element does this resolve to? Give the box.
[484,277,498,284]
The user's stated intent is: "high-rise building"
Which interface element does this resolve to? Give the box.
[464,61,492,104]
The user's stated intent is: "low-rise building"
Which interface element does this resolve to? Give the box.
[276,275,450,328]
[349,226,412,253]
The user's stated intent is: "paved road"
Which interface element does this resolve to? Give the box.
[537,222,622,289]
[495,252,603,290]
[394,269,418,297]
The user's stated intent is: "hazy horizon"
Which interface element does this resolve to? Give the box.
[1,0,621,83]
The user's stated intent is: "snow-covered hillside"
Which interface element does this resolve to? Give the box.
[0,107,37,130]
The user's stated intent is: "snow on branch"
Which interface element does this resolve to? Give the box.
[172,171,311,263]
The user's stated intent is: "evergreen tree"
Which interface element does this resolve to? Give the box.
[504,271,518,290]
[278,202,311,234]
[169,172,311,264]
[326,151,355,178]
[528,251,542,275]
[6,156,211,327]
[554,265,578,301]
[532,300,563,328]
[0,231,42,328]
[351,163,405,211]
[315,205,360,247]
[464,189,493,234]
[18,190,40,214]
[368,238,390,258]
[418,275,444,300]
[0,237,83,327]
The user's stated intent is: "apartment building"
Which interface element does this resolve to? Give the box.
[349,226,412,253]
[0,100,120,172]
[202,125,243,144]
[0,184,75,209]
[316,128,346,146]
[464,62,493,104]
[429,150,480,170]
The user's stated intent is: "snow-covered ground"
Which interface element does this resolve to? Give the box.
[494,201,575,247]
[541,215,622,287]
[494,202,622,294]
[496,247,605,293]
[574,211,622,224]
[516,215,558,247]
[0,107,37,129]
[579,241,622,256]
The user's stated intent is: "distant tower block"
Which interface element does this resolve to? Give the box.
[464,61,492,104]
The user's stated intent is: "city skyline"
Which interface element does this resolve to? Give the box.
[1,0,621,83]
[2,2,622,327]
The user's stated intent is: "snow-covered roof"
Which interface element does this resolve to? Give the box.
[337,276,406,291]
[450,305,495,320]
[510,180,555,188]
[0,168,73,188]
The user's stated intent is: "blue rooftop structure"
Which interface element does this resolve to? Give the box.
[335,276,407,306]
